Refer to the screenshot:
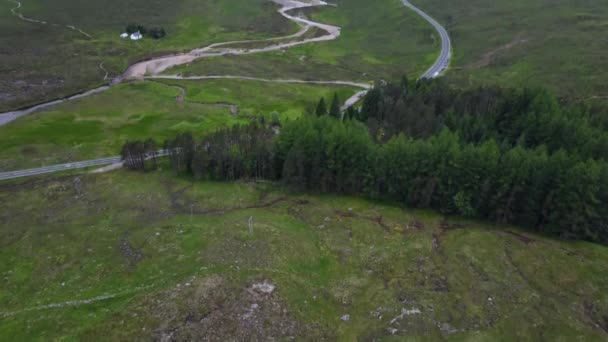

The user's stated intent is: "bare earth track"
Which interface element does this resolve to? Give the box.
[8,0,92,38]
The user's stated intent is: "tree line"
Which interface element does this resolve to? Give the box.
[123,80,608,244]
[355,77,608,160]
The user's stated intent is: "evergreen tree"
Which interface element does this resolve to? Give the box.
[315,97,327,116]
[346,106,357,120]
[329,93,341,119]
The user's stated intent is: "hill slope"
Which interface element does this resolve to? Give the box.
[1,171,607,340]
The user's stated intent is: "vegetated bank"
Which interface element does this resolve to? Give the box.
[125,78,608,245]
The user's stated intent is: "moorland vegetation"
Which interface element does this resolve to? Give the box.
[125,78,608,244]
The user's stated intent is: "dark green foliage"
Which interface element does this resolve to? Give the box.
[329,93,341,118]
[133,80,608,245]
[345,106,358,121]
[315,97,327,116]
[276,116,373,193]
[121,139,158,171]
[126,24,147,34]
[166,124,276,181]
[125,24,166,39]
[370,131,608,243]
[149,27,167,39]
[357,80,608,160]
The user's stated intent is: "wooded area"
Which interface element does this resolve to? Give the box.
[124,79,608,244]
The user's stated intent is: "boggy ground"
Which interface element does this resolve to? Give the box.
[0,0,297,111]
[1,170,607,340]
[0,79,357,171]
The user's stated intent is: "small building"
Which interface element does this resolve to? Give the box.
[120,33,128,39]
[130,31,143,40]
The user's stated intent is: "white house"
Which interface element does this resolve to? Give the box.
[130,31,143,40]
[120,33,128,39]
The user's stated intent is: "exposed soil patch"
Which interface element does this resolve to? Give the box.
[438,220,465,232]
[503,243,534,289]
[333,209,394,232]
[174,85,186,102]
[504,230,538,245]
[165,180,288,217]
[375,215,391,232]
[432,233,442,254]
[150,277,328,341]
[582,300,608,334]
[409,220,425,230]
[202,238,274,269]
[119,233,144,267]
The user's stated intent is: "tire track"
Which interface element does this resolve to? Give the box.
[8,0,92,38]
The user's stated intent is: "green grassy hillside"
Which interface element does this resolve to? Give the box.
[1,170,607,340]
[168,0,438,82]
[413,0,608,101]
[0,0,437,112]
[0,79,357,171]
[0,0,297,111]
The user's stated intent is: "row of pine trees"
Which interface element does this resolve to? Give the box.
[123,79,608,244]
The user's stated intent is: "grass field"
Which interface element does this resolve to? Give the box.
[0,79,357,171]
[166,0,439,83]
[413,0,608,101]
[0,0,438,112]
[0,0,297,111]
[1,170,607,340]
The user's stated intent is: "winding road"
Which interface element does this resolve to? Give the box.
[0,156,122,181]
[401,0,451,78]
[0,0,451,180]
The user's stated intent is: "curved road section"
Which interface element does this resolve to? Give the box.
[0,156,121,181]
[401,0,451,78]
[0,0,452,181]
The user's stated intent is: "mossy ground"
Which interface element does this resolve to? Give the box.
[1,170,607,340]
[0,79,357,171]
[0,0,297,111]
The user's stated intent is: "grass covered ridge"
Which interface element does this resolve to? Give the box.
[0,170,607,340]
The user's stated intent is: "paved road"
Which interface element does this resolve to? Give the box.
[0,156,121,181]
[0,0,451,181]
[401,0,451,78]
[0,150,170,181]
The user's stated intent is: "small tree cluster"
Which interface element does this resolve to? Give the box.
[148,27,166,39]
[121,139,158,171]
[163,123,276,181]
[125,24,166,39]
[315,93,342,119]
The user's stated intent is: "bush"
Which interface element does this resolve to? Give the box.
[149,27,167,39]
[126,24,147,34]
